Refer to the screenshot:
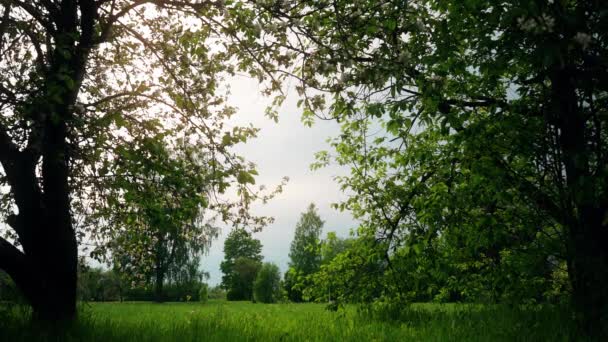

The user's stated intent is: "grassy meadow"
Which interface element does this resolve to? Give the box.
[0,300,578,341]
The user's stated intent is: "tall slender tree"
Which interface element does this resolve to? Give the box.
[286,203,323,301]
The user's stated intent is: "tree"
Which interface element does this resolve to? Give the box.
[227,257,261,301]
[286,203,323,301]
[0,0,284,320]
[320,232,354,265]
[90,138,216,302]
[220,228,263,300]
[289,204,323,275]
[77,266,124,302]
[253,262,281,304]
[245,0,608,336]
[304,236,386,305]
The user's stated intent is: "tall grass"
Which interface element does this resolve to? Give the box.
[0,300,580,341]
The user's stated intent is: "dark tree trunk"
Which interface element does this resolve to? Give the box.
[28,223,78,322]
[0,190,78,322]
[155,268,165,303]
[552,68,608,338]
[569,215,608,338]
[0,0,98,322]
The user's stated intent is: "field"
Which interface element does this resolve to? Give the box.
[0,300,578,341]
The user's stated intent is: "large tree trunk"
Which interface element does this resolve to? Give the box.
[569,216,608,338]
[0,0,99,324]
[29,235,78,321]
[0,203,77,322]
[552,68,608,338]
[0,2,95,321]
[0,116,78,321]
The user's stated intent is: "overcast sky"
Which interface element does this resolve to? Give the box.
[201,76,358,286]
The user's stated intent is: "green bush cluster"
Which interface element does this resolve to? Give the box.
[253,263,281,303]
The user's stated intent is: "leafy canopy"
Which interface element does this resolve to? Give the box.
[221,228,263,300]
[253,262,282,303]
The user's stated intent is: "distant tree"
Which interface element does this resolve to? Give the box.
[286,204,323,301]
[227,257,261,301]
[199,283,209,304]
[320,232,354,265]
[253,263,281,303]
[289,204,324,274]
[77,266,123,302]
[221,229,263,300]
[208,285,227,300]
[167,255,209,288]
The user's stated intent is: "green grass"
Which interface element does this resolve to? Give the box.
[0,300,579,341]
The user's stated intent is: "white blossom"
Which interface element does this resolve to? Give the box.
[540,13,555,32]
[518,14,555,33]
[517,17,536,32]
[573,32,592,50]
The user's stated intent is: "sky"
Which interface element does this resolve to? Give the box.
[201,76,358,286]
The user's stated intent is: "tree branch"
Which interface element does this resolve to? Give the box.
[0,235,26,272]
[3,0,56,34]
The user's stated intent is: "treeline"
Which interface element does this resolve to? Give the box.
[0,267,224,304]
[220,228,282,303]
[74,262,228,303]
[220,204,353,305]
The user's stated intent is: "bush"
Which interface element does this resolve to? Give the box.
[199,283,208,303]
[253,263,281,303]
[208,286,226,300]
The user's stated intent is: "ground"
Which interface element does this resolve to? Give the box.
[0,300,576,341]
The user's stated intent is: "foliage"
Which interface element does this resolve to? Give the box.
[320,232,354,265]
[208,286,227,301]
[78,267,124,302]
[89,139,216,301]
[253,263,281,304]
[119,284,201,302]
[283,268,302,303]
[230,0,608,335]
[199,284,209,304]
[221,228,263,301]
[288,204,324,275]
[305,236,386,304]
[77,261,207,302]
[286,204,323,302]
[226,257,261,301]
